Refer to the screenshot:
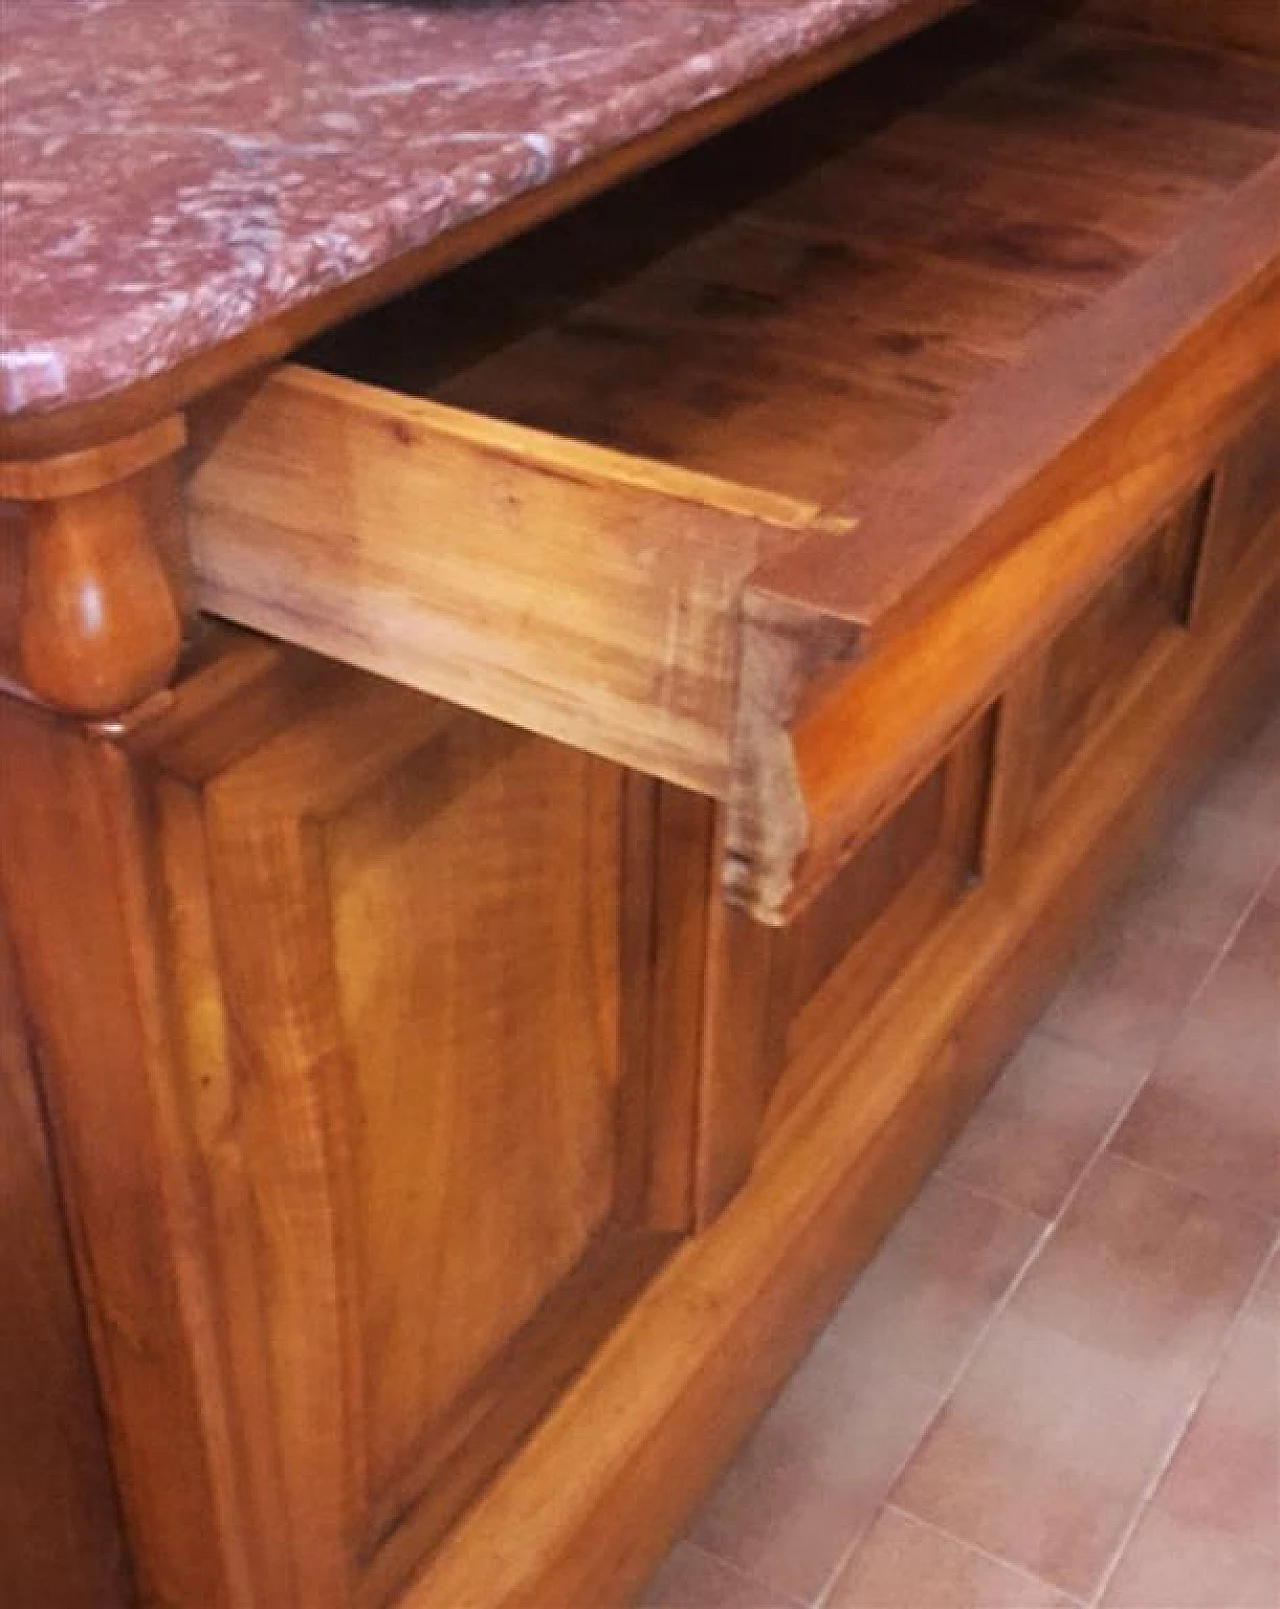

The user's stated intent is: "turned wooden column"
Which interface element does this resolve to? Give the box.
[0,416,189,718]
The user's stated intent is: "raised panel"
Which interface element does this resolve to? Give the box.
[326,722,622,1500]
[1198,389,1280,613]
[776,720,990,1116]
[702,719,991,1183]
[784,761,949,1018]
[119,633,688,1608]
[1031,493,1205,801]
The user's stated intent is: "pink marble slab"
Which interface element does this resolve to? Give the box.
[0,0,952,420]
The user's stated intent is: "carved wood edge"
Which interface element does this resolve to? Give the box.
[3,417,190,719]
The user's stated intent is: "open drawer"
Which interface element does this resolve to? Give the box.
[186,5,1280,925]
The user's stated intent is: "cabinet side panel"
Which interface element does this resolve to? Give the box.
[325,722,624,1494]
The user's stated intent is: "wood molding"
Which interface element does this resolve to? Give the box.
[0,416,185,502]
[5,421,190,719]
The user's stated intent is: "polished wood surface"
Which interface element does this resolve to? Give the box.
[0,4,1277,1606]
[17,636,700,1609]
[0,913,134,1609]
[0,703,250,1609]
[733,152,1280,919]
[187,366,844,797]
[1081,0,1280,54]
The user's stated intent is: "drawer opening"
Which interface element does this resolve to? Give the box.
[188,3,1280,920]
[301,5,1280,512]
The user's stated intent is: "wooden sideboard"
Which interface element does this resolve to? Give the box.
[1,2,1278,1605]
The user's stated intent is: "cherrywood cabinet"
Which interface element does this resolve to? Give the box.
[1,3,1278,1606]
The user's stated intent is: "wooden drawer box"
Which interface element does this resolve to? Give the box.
[187,6,1280,931]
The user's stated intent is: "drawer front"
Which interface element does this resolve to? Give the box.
[186,367,844,801]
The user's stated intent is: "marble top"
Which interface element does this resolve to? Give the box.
[0,0,940,420]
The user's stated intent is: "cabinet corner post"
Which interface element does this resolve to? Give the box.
[1,414,189,719]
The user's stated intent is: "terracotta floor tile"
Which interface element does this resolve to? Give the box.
[1245,1239,1280,1326]
[1042,924,1218,1070]
[646,705,1280,1608]
[942,1032,1141,1220]
[826,1507,1079,1609]
[1229,869,1280,978]
[1111,1011,1280,1219]
[1149,1245,1280,1560]
[637,1543,797,1609]
[1182,952,1280,1077]
[821,1175,1045,1390]
[890,1155,1273,1598]
[1100,1504,1280,1609]
[1115,805,1280,949]
[686,1340,938,1603]
[1196,720,1280,853]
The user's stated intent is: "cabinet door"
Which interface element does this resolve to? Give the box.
[101,631,698,1608]
[0,913,134,1609]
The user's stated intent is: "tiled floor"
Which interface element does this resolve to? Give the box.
[641,696,1280,1609]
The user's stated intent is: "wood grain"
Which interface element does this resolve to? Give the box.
[0,912,135,1609]
[84,632,701,1606]
[729,157,1280,922]
[0,706,253,1609]
[17,470,184,717]
[1080,0,1280,55]
[1,13,1278,1609]
[186,19,1280,924]
[1195,388,1280,616]
[187,365,840,797]
[398,497,1280,1609]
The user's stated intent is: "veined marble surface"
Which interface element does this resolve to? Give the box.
[1,0,943,419]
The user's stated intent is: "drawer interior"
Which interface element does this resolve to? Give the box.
[303,5,1280,511]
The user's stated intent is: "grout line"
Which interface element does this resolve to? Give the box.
[700,745,1280,1609]
[926,1167,1055,1226]
[879,1504,1086,1606]
[807,1209,1056,1608]
[811,911,1229,1609]
[1101,1148,1280,1231]
[1039,839,1267,1104]
[644,1539,806,1609]
[1086,1224,1280,1609]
